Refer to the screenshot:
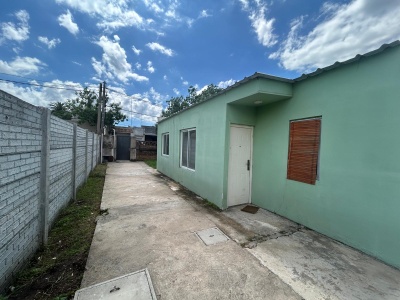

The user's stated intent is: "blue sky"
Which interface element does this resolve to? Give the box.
[1,0,399,126]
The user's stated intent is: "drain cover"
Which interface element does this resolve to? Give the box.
[74,269,156,300]
[195,227,230,245]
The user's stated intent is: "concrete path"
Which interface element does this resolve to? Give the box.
[81,162,400,300]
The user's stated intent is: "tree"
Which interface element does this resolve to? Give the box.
[49,101,73,120]
[49,87,127,127]
[161,84,222,118]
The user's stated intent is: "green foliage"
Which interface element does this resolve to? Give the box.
[161,84,222,118]
[49,87,127,128]
[144,159,157,169]
[49,102,73,120]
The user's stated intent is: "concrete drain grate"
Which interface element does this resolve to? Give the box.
[195,227,230,246]
[74,269,156,300]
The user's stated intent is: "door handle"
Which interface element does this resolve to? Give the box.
[247,160,250,171]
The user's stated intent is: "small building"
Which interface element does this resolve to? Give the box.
[156,41,400,268]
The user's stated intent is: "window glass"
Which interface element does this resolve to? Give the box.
[188,130,196,169]
[181,131,188,167]
[181,129,196,170]
[162,133,169,156]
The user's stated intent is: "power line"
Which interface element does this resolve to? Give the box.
[0,72,85,89]
[106,87,151,103]
[0,74,153,104]
[114,106,159,118]
[0,78,84,92]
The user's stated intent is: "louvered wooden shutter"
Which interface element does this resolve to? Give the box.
[287,118,321,185]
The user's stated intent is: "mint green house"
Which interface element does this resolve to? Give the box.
[157,41,400,268]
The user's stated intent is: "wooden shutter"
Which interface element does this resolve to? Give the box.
[287,118,321,185]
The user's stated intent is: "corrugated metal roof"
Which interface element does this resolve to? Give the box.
[158,40,400,123]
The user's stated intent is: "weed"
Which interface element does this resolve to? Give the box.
[203,199,222,211]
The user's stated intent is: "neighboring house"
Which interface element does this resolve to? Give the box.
[157,41,400,269]
[133,125,157,141]
[111,126,157,160]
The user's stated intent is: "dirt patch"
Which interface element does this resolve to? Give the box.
[8,255,87,300]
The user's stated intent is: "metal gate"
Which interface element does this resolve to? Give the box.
[116,135,131,160]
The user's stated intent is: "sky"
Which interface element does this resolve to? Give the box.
[1,0,399,126]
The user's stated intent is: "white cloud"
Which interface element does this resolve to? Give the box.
[92,35,148,83]
[0,10,30,43]
[56,0,145,30]
[147,61,155,73]
[132,45,142,55]
[38,36,61,49]
[72,61,82,66]
[135,62,142,70]
[107,86,165,123]
[163,75,167,80]
[143,0,164,14]
[0,79,83,107]
[113,34,120,41]
[58,10,79,35]
[173,88,180,95]
[218,79,236,89]
[199,10,211,18]
[0,56,46,76]
[180,76,188,85]
[270,0,400,72]
[146,42,174,56]
[239,0,277,47]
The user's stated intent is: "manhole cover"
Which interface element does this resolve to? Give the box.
[74,269,156,300]
[195,227,230,246]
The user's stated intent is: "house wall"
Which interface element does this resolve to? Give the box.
[157,95,228,207]
[157,78,284,207]
[251,46,400,268]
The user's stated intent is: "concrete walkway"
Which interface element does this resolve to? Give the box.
[81,162,400,300]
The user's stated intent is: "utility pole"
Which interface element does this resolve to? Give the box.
[97,83,102,134]
[101,81,106,132]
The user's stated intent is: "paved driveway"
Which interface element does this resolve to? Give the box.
[81,162,400,300]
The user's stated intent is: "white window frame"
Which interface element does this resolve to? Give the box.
[162,133,169,156]
[180,128,196,171]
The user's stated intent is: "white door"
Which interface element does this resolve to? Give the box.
[227,125,253,206]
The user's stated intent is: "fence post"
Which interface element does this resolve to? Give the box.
[91,132,94,171]
[72,124,77,201]
[85,130,88,182]
[39,108,50,245]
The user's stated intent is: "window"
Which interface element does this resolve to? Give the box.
[287,118,321,185]
[181,128,196,170]
[162,133,169,156]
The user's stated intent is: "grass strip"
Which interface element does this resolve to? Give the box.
[143,159,157,169]
[3,164,107,300]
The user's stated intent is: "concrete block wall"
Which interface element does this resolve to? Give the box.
[49,116,74,224]
[0,90,100,292]
[76,127,87,188]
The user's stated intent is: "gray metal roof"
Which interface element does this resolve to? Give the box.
[158,40,400,123]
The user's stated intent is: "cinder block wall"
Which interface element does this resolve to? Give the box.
[0,90,100,292]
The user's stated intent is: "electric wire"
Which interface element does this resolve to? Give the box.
[0,78,84,92]
[0,75,161,118]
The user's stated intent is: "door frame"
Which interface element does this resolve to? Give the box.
[227,124,254,207]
